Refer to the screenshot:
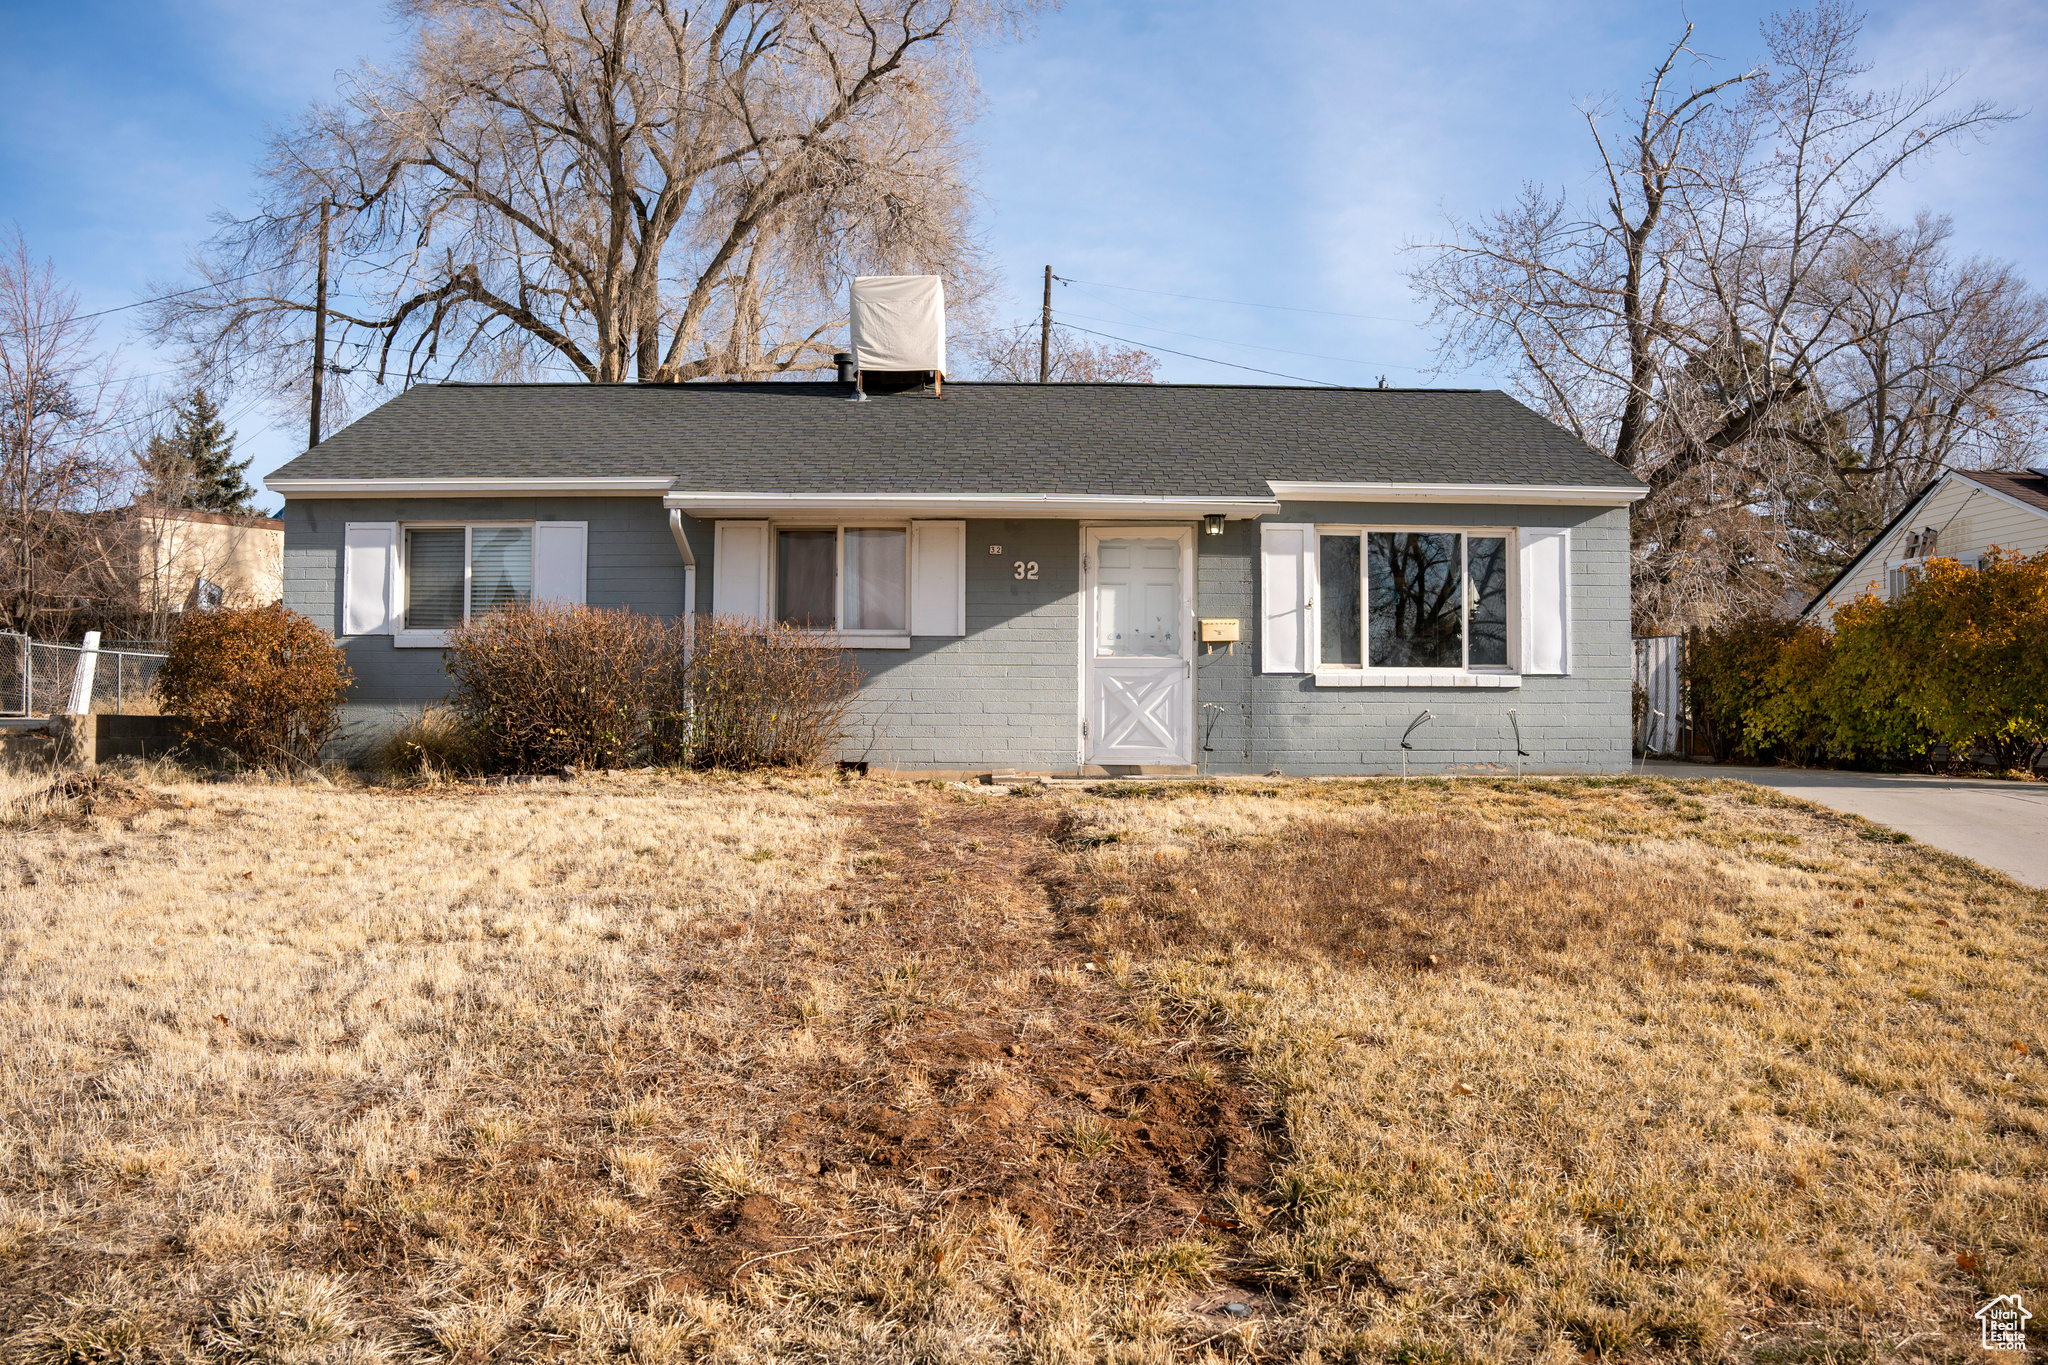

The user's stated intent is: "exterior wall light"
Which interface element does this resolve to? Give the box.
[1203,513,1227,536]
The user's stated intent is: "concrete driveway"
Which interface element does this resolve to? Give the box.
[1643,761,2048,889]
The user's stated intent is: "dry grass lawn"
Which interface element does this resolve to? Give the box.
[0,764,2041,1364]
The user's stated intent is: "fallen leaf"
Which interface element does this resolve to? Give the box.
[372,998,386,1009]
[1957,1251,1980,1273]
[1853,897,1865,908]
[1426,954,1441,967]
[153,935,164,945]
[212,1014,229,1026]
[1450,1082,1476,1097]
[239,870,253,880]
[1934,918,1949,927]
[1196,1212,1245,1233]
[2013,1041,2030,1055]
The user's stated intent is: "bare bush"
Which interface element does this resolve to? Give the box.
[444,605,669,772]
[656,617,862,770]
[154,604,351,769]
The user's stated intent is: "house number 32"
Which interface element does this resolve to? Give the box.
[1013,560,1039,580]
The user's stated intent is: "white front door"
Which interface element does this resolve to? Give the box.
[1083,528,1194,765]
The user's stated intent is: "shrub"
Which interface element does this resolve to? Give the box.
[1742,623,1838,762]
[154,604,351,769]
[368,705,477,779]
[1683,614,1804,760]
[444,604,670,772]
[1855,549,2048,770]
[655,616,862,770]
[1689,549,2048,773]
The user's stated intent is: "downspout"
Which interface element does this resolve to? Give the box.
[668,509,697,654]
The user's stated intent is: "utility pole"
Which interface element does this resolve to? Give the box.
[309,199,330,449]
[1039,265,1052,384]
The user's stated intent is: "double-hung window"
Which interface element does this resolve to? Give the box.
[338,519,584,642]
[775,526,908,636]
[404,525,534,631]
[1318,529,1512,671]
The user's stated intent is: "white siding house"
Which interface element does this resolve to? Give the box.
[1803,469,2048,627]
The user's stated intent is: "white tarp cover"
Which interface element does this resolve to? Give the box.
[849,275,947,374]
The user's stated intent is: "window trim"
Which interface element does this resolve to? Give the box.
[1884,552,1981,601]
[395,520,535,647]
[768,521,913,648]
[1311,524,1523,687]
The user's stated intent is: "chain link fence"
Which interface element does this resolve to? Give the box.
[0,632,171,719]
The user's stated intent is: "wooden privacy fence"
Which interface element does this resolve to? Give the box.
[1631,634,1689,757]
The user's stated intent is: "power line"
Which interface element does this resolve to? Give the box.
[1055,322,1341,386]
[1054,275,1423,324]
[0,270,278,338]
[1054,306,1423,373]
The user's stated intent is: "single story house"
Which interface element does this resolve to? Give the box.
[1802,467,2048,627]
[265,376,1647,776]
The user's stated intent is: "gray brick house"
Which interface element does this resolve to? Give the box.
[266,377,1645,775]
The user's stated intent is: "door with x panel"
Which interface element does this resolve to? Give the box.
[1084,529,1194,765]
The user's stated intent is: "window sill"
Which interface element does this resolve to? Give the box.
[1315,669,1523,689]
[794,632,912,650]
[394,630,453,649]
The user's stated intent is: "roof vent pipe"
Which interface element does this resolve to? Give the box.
[833,352,855,384]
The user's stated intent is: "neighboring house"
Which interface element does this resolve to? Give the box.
[266,379,1645,775]
[1802,468,2048,627]
[128,506,284,615]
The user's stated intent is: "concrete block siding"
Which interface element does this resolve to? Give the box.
[283,497,1630,774]
[1195,503,1631,775]
[285,496,685,756]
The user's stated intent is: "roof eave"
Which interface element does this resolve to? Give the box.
[663,492,1281,519]
[267,476,676,497]
[1266,480,1647,506]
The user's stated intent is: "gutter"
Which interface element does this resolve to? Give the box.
[662,492,1280,519]
[1265,480,1648,506]
[669,509,697,649]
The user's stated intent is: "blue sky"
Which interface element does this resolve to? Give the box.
[3,0,2043,510]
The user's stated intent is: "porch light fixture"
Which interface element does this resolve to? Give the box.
[1203,513,1227,536]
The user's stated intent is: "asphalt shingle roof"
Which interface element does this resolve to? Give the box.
[1958,468,2048,516]
[269,381,1640,497]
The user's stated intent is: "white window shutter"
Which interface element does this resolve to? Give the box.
[533,522,588,606]
[908,520,966,637]
[712,521,771,623]
[342,522,397,636]
[1260,523,1317,674]
[1519,527,1571,675]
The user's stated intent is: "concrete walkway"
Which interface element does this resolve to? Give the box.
[1643,761,2048,889]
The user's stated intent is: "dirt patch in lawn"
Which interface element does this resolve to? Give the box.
[295,791,1274,1313]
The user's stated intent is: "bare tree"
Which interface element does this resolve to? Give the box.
[1409,3,2022,630]
[153,0,1033,427]
[0,231,134,638]
[966,321,1156,382]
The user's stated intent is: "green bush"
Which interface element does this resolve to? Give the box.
[1683,615,1805,760]
[1687,549,2048,772]
[154,604,352,769]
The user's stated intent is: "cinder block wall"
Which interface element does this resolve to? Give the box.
[835,518,1082,772]
[283,499,1630,775]
[1195,503,1632,775]
[282,496,686,756]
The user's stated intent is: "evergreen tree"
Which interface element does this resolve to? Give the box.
[147,387,255,513]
